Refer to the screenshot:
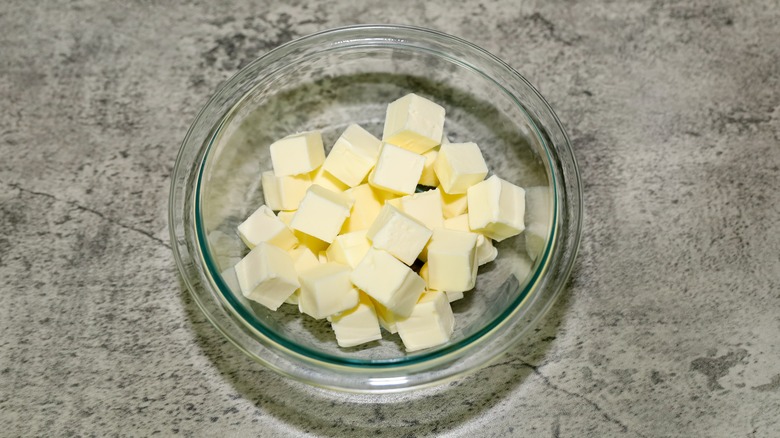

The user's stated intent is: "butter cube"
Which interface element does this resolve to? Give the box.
[524,186,551,260]
[291,185,354,243]
[399,188,444,230]
[396,291,455,352]
[276,210,295,226]
[330,293,382,347]
[270,131,325,176]
[350,248,426,317]
[445,291,464,302]
[427,228,478,292]
[310,166,349,193]
[382,93,445,154]
[235,242,300,311]
[385,196,403,210]
[419,148,439,187]
[467,175,526,242]
[237,205,297,250]
[317,251,329,263]
[440,190,468,219]
[341,184,385,233]
[262,170,312,211]
[434,142,488,194]
[443,214,498,266]
[442,213,470,232]
[368,143,425,196]
[372,299,398,334]
[299,263,359,319]
[326,230,370,268]
[322,124,382,187]
[285,246,320,305]
[289,245,321,274]
[366,204,432,265]
[418,263,464,303]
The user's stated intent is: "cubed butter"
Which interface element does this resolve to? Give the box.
[427,228,478,292]
[524,186,551,260]
[276,210,295,226]
[270,131,325,176]
[366,204,432,265]
[440,190,468,218]
[299,263,359,319]
[237,205,297,250]
[467,175,526,242]
[285,245,320,305]
[341,184,385,233]
[399,188,444,230]
[368,143,425,196]
[291,185,354,243]
[419,148,439,187]
[434,142,488,194]
[396,291,455,352]
[235,242,300,311]
[372,299,398,334]
[317,251,329,263]
[382,93,445,154]
[330,293,382,347]
[418,263,464,303]
[261,170,312,211]
[310,166,349,193]
[322,124,382,187]
[326,230,370,268]
[350,248,426,317]
[443,214,498,266]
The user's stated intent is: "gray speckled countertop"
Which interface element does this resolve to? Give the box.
[2,1,779,436]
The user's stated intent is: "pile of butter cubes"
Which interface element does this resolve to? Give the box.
[234,93,528,352]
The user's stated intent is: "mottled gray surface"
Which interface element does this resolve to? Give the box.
[1,0,779,436]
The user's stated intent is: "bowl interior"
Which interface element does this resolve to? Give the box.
[196,43,553,364]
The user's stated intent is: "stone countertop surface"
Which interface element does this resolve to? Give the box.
[1,1,779,436]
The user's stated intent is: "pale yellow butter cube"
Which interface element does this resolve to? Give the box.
[419,148,439,187]
[341,184,385,233]
[237,205,297,250]
[322,124,382,187]
[440,190,468,219]
[326,230,370,268]
[427,228,478,292]
[276,210,295,226]
[524,186,551,260]
[350,248,426,317]
[445,291,464,302]
[317,251,329,263]
[366,204,432,265]
[285,245,322,304]
[261,170,312,211]
[382,93,445,154]
[399,188,444,230]
[443,214,498,266]
[434,142,488,194]
[299,262,359,319]
[330,293,382,348]
[418,263,464,303]
[385,195,403,210]
[467,175,526,242]
[235,242,300,311]
[310,166,349,193]
[396,291,455,352]
[368,143,425,196]
[270,131,325,176]
[371,299,398,334]
[291,185,354,244]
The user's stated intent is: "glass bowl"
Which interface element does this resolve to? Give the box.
[169,24,582,392]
